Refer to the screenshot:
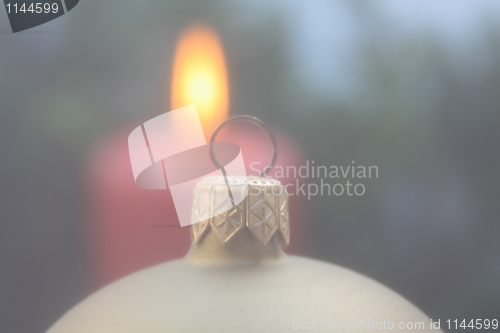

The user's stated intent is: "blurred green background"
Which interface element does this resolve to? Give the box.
[1,0,500,332]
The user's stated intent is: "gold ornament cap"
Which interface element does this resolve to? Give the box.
[191,176,290,248]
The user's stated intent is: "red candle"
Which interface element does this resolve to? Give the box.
[86,24,309,290]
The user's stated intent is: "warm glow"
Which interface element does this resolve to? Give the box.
[171,24,229,137]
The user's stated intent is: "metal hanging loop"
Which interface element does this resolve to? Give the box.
[210,115,278,177]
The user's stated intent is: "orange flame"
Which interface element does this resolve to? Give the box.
[171,24,229,138]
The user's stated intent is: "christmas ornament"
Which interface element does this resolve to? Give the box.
[48,116,439,333]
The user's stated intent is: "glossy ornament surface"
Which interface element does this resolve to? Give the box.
[48,177,440,333]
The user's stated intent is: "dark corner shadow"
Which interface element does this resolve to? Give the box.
[0,31,57,34]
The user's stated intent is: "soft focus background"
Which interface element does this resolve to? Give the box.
[1,1,500,332]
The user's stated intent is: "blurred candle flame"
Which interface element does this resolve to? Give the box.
[171,24,229,137]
